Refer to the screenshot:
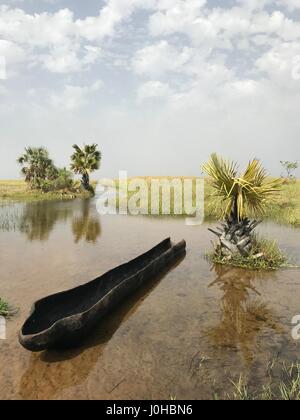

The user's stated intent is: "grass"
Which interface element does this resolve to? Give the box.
[207,235,289,271]
[0,298,13,318]
[0,180,96,203]
[1,178,300,228]
[265,179,300,227]
[205,178,300,227]
[223,360,300,400]
[112,177,300,227]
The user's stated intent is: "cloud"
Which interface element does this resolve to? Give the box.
[40,44,102,74]
[0,1,300,179]
[278,0,300,12]
[0,6,103,75]
[256,41,300,88]
[137,80,172,102]
[49,80,103,110]
[132,40,193,77]
[0,39,25,62]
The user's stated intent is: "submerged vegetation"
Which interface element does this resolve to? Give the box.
[222,360,300,400]
[0,298,14,318]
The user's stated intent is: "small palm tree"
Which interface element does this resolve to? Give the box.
[17,147,56,189]
[70,144,101,191]
[203,153,282,257]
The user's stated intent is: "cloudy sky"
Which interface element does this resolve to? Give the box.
[0,0,300,179]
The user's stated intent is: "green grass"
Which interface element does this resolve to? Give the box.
[223,360,300,400]
[265,180,300,227]
[0,298,12,318]
[0,180,96,203]
[2,178,300,227]
[205,178,300,227]
[207,235,289,271]
[113,177,300,227]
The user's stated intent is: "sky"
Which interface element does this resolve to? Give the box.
[0,0,300,179]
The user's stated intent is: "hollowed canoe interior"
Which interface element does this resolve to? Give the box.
[22,238,172,336]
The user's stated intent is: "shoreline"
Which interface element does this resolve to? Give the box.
[1,178,299,228]
[0,180,95,203]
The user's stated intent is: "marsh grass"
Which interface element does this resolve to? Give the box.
[264,179,300,227]
[113,177,300,227]
[0,180,96,203]
[0,208,21,232]
[0,298,14,318]
[207,235,288,270]
[225,361,300,400]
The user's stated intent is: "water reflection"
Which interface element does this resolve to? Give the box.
[207,265,283,364]
[18,256,186,400]
[72,200,101,244]
[0,200,102,244]
[20,201,72,242]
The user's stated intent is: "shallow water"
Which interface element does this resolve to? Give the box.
[0,199,299,400]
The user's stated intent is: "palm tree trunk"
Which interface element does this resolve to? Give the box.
[81,173,90,191]
[209,197,260,258]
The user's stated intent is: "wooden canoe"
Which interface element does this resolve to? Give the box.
[19,238,186,352]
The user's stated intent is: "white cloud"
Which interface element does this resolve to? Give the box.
[0,6,104,75]
[149,3,300,46]
[40,43,102,74]
[256,41,300,87]
[49,80,102,110]
[1,1,300,179]
[0,7,75,47]
[132,40,193,77]
[76,0,157,41]
[137,80,172,102]
[278,0,300,12]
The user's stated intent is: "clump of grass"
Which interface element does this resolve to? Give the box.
[0,298,17,318]
[224,361,300,400]
[207,236,288,270]
[0,298,11,318]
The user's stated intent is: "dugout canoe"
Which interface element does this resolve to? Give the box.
[19,238,186,352]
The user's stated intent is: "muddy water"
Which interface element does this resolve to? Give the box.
[0,199,299,400]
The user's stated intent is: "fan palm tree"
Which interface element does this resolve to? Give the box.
[202,153,282,257]
[70,144,101,191]
[17,147,56,189]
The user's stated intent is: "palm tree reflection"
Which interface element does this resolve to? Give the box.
[207,265,282,364]
[20,201,72,242]
[72,199,101,244]
[17,199,101,243]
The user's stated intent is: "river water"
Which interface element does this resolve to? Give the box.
[0,198,299,399]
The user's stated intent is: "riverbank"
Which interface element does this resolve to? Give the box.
[0,180,96,203]
[1,178,300,228]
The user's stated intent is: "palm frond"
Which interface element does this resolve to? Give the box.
[203,154,283,221]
